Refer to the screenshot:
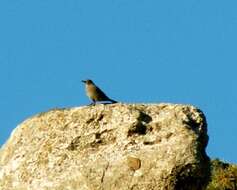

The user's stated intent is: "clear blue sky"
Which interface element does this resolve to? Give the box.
[0,1,236,163]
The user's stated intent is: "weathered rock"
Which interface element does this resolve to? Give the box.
[0,103,210,190]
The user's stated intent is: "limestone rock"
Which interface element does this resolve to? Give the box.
[0,103,210,190]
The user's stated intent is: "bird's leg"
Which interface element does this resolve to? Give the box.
[88,99,96,106]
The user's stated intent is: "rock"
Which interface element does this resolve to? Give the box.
[0,103,210,190]
[127,156,141,171]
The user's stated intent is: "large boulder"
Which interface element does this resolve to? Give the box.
[0,103,210,190]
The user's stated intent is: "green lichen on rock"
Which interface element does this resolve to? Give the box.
[207,159,237,190]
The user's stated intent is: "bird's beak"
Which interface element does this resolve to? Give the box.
[81,80,86,83]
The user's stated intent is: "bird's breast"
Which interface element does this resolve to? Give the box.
[86,85,98,99]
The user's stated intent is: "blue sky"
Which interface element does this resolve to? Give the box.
[0,1,236,163]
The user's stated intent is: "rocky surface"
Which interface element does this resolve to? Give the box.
[0,103,210,190]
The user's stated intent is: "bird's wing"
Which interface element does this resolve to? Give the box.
[95,86,110,101]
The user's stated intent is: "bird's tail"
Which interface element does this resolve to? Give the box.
[109,99,117,103]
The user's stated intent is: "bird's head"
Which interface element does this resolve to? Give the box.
[81,79,94,85]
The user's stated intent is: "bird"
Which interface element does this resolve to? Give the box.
[82,79,117,105]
